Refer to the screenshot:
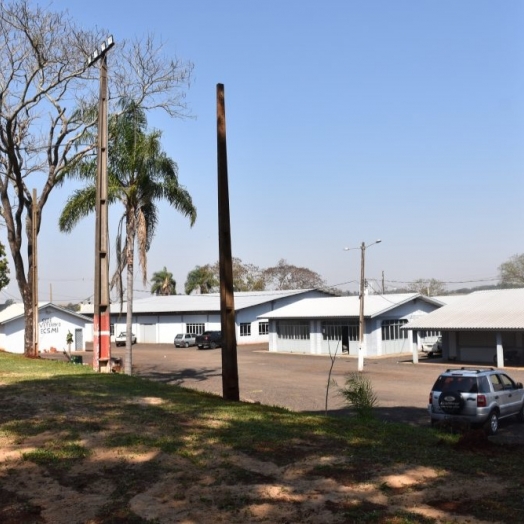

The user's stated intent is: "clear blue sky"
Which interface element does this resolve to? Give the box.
[2,0,523,303]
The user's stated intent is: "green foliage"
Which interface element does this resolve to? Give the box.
[150,266,177,295]
[185,257,327,294]
[0,241,10,291]
[339,372,378,419]
[185,264,218,294]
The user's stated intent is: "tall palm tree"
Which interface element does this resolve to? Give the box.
[151,266,177,295]
[59,101,196,374]
[185,264,219,294]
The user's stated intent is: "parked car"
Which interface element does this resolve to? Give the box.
[428,367,524,434]
[174,333,196,348]
[196,331,222,349]
[422,336,442,358]
[115,332,137,347]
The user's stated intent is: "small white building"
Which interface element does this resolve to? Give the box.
[0,302,92,354]
[79,289,334,345]
[262,293,442,357]
[404,288,524,367]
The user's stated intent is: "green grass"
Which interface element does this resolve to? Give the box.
[1,351,524,523]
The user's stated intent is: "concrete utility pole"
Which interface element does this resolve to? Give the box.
[216,83,240,401]
[88,36,114,372]
[31,188,38,356]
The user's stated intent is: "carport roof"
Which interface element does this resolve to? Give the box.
[261,293,439,319]
[79,289,334,315]
[403,288,524,331]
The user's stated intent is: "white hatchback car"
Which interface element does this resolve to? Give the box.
[174,333,197,348]
[115,332,137,347]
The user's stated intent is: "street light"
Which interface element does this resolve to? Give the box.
[344,239,382,371]
[88,35,114,372]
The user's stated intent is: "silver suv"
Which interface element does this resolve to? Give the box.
[428,367,524,434]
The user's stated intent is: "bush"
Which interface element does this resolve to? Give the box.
[339,372,378,419]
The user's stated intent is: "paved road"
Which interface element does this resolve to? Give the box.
[80,343,524,437]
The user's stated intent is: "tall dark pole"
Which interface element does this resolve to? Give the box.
[358,242,366,372]
[216,83,240,401]
[89,37,114,372]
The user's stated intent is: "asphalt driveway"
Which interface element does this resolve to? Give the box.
[94,343,524,439]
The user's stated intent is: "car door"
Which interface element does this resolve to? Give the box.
[498,373,522,417]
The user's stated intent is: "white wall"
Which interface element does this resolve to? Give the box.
[0,308,91,354]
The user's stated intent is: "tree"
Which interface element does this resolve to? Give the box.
[0,242,10,292]
[59,102,196,374]
[408,278,446,297]
[185,264,218,294]
[151,266,177,295]
[263,259,325,290]
[209,258,266,292]
[0,0,193,357]
[499,254,524,287]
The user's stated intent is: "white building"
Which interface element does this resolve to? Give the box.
[404,288,524,367]
[79,289,333,345]
[262,293,442,357]
[0,302,92,354]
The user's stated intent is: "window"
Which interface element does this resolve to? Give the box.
[322,321,358,342]
[110,324,115,336]
[186,323,205,335]
[240,323,251,337]
[381,319,408,341]
[259,322,269,336]
[277,321,310,340]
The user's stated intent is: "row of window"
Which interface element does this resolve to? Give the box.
[276,319,410,341]
[184,322,269,337]
[111,319,409,340]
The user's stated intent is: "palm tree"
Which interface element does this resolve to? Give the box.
[151,267,177,295]
[59,101,196,374]
[185,264,219,294]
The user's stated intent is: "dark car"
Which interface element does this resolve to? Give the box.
[196,331,222,349]
[428,367,524,434]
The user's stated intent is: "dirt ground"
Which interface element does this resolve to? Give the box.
[0,398,514,524]
[1,348,523,523]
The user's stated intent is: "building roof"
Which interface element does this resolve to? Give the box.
[0,302,92,324]
[403,288,524,331]
[261,293,439,320]
[79,289,334,315]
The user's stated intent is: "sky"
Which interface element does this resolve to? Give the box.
[1,0,523,304]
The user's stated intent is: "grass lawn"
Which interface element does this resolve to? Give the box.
[1,351,523,523]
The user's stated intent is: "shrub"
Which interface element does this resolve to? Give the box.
[339,372,378,419]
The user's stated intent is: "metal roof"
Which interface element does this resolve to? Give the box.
[0,302,92,324]
[403,288,524,331]
[262,293,436,319]
[79,289,333,315]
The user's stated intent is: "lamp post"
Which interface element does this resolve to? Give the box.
[344,239,382,371]
[88,35,114,372]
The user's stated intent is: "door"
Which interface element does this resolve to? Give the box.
[74,329,83,351]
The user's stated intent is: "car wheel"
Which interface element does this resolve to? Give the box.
[184,342,189,348]
[438,391,465,414]
[485,410,499,435]
[210,342,217,349]
[517,403,524,423]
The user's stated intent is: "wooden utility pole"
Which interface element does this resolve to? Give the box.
[216,83,240,401]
